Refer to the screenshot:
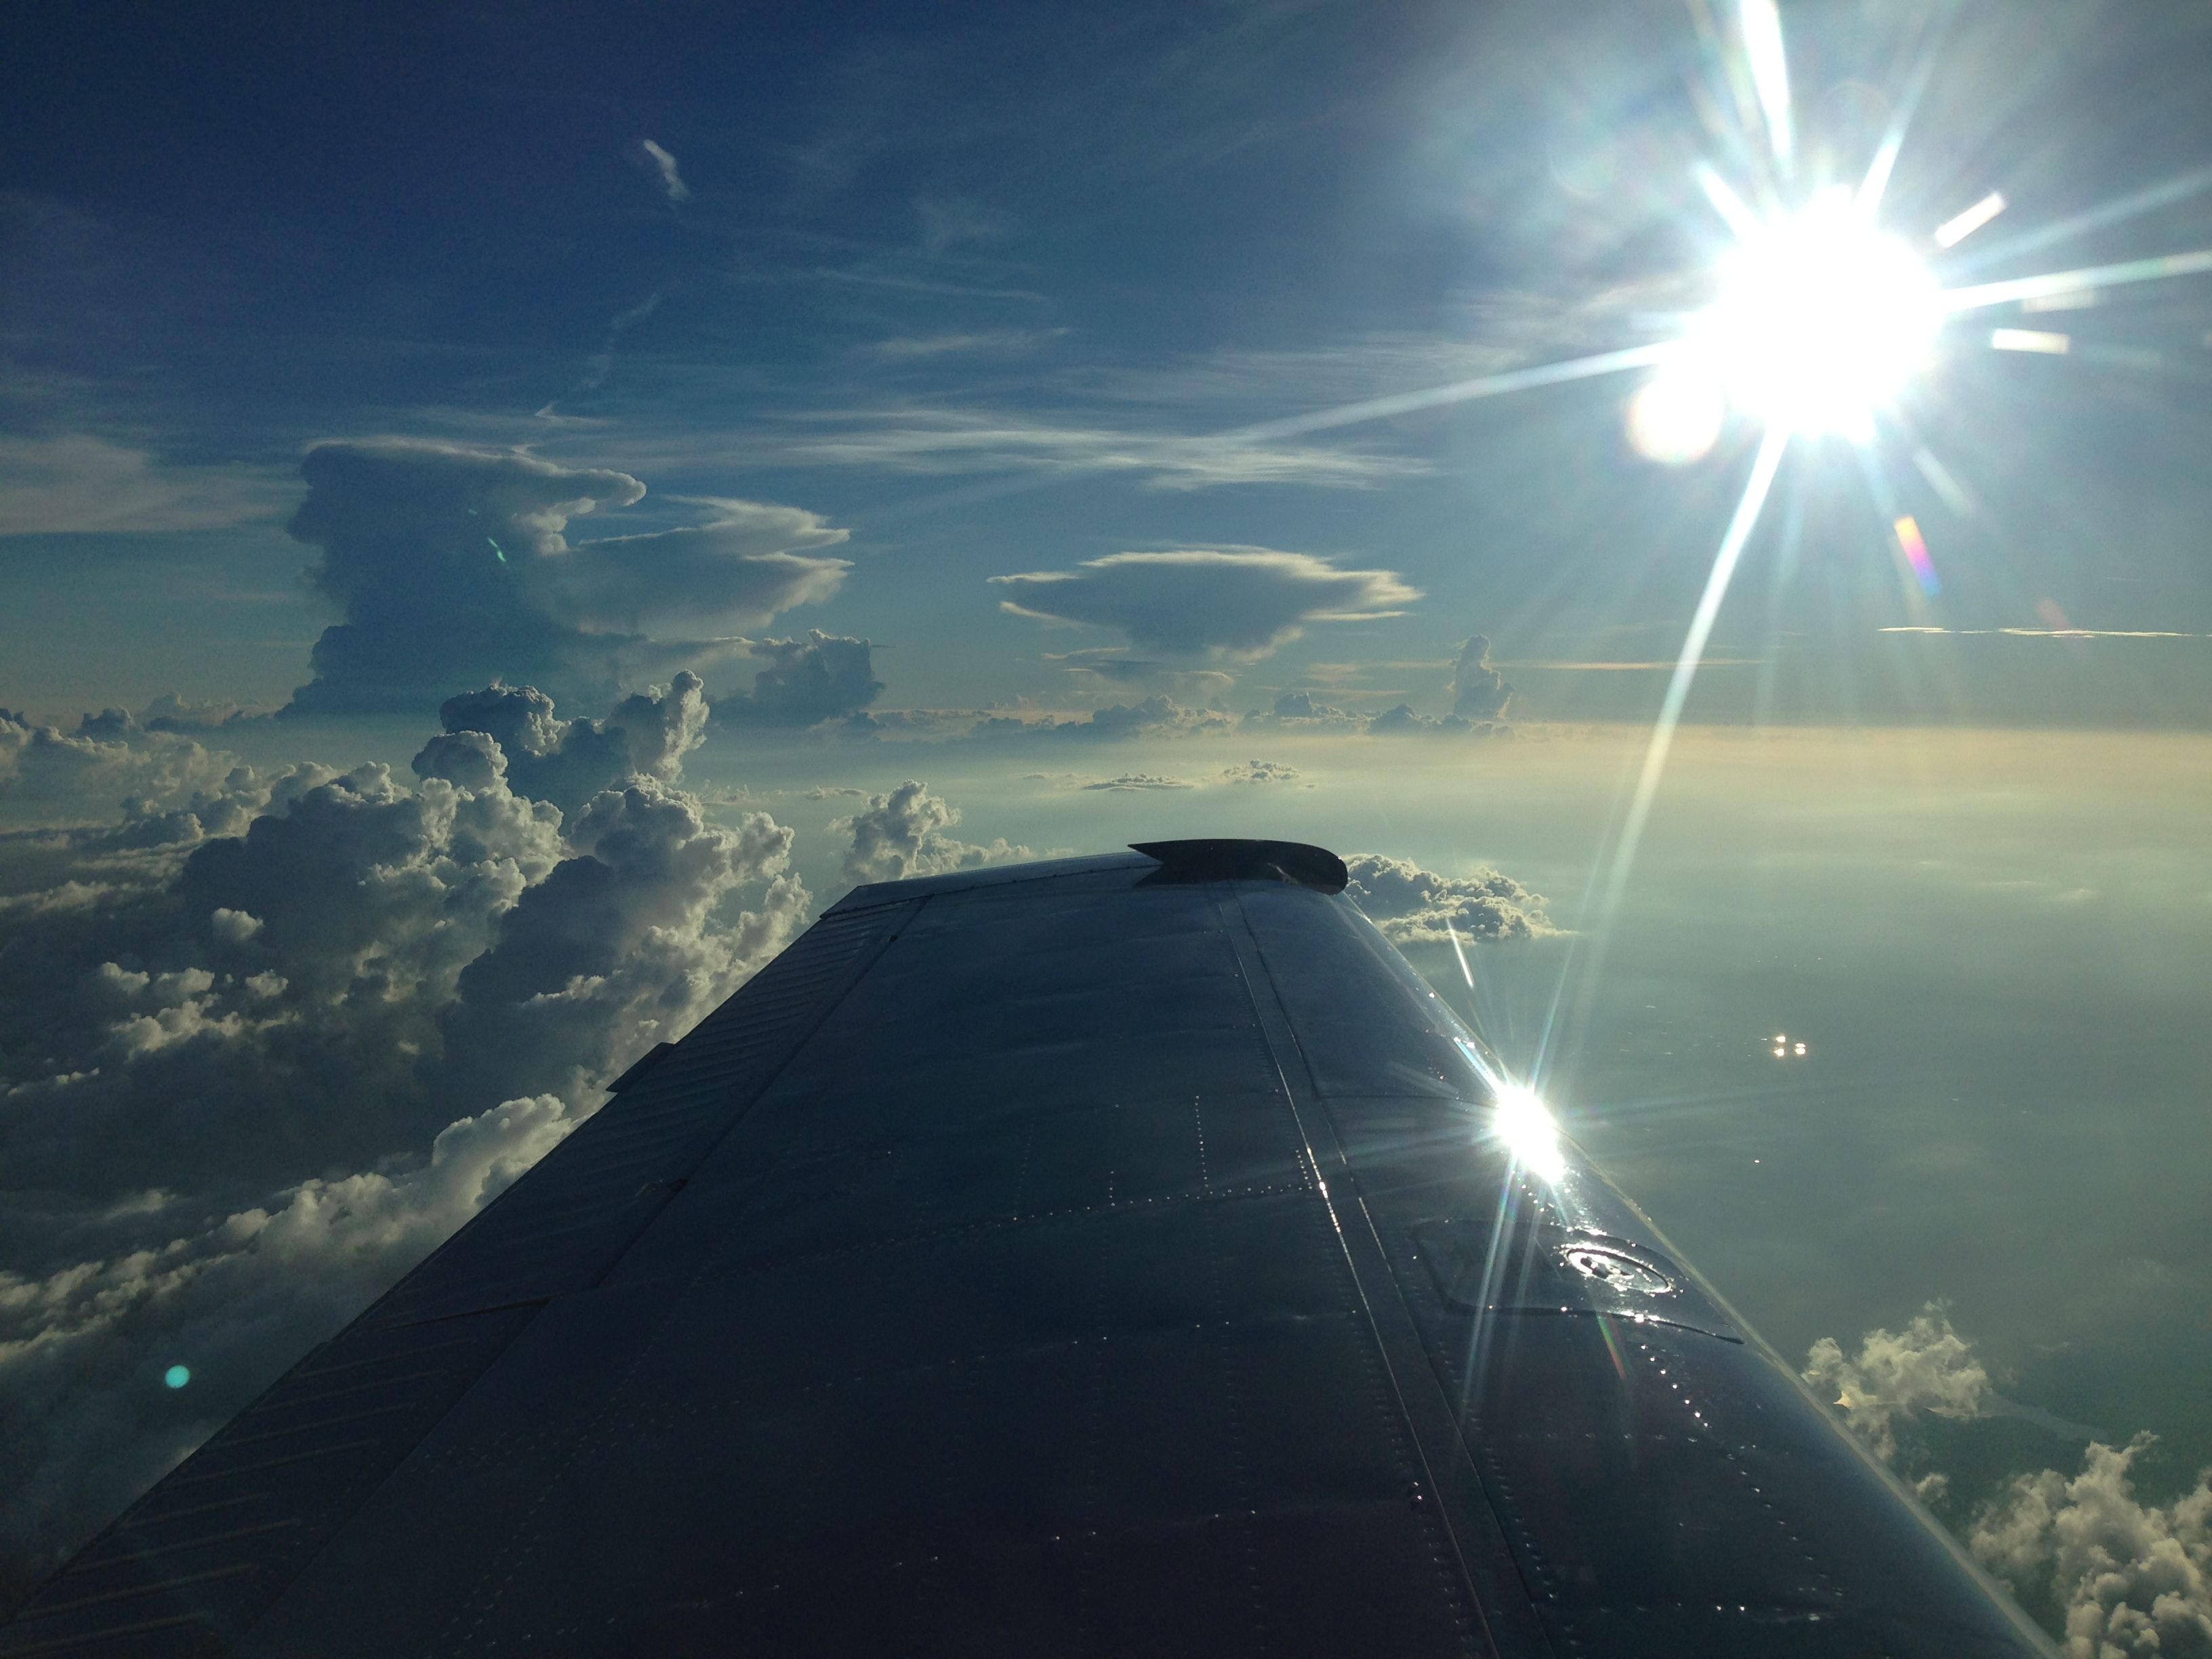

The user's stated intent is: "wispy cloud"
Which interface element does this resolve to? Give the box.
[632,138,691,204]
[865,328,1069,361]
[0,436,286,537]
[769,406,1429,490]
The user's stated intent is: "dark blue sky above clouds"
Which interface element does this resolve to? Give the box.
[6,0,2212,724]
[5,4,2212,1641]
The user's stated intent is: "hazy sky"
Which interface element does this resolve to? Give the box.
[5,0,2212,1645]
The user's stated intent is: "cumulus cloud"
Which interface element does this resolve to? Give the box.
[1452,634,1515,720]
[718,630,884,727]
[420,672,708,812]
[1343,853,1553,943]
[993,548,1418,658]
[1222,759,1303,784]
[0,680,806,1592]
[1,708,237,808]
[835,781,1030,884]
[1081,774,1193,791]
[1239,682,1510,739]
[632,137,691,203]
[1803,1303,1996,1465]
[1242,689,1362,730]
[281,441,846,716]
[1970,1436,2212,1658]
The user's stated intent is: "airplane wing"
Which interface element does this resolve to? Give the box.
[0,840,2054,1657]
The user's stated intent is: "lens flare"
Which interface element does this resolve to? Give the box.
[1491,1082,1565,1183]
[1683,186,1944,438]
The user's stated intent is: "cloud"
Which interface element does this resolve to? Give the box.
[971,695,1233,743]
[1243,690,1363,730]
[1,708,237,807]
[1343,853,1553,943]
[834,781,1029,884]
[535,498,848,634]
[1451,634,1515,719]
[1221,759,1302,784]
[1081,774,1194,791]
[867,329,1067,360]
[1970,1436,2212,1658]
[0,1093,577,1609]
[632,138,691,203]
[718,631,884,728]
[281,441,846,716]
[0,435,283,537]
[536,293,663,417]
[772,407,1429,491]
[0,681,806,1591]
[994,548,1418,659]
[1802,1307,2205,1654]
[1803,1303,1995,1465]
[1239,686,1510,739]
[419,672,708,813]
[1045,649,1236,704]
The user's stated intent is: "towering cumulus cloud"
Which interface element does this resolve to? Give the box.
[992,548,1418,658]
[422,672,710,812]
[283,442,848,716]
[1450,635,1514,720]
[834,781,1030,884]
[0,680,805,1607]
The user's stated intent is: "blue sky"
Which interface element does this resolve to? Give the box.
[6,0,2212,726]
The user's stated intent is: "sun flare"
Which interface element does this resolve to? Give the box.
[1635,187,1945,459]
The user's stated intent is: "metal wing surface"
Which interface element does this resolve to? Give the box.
[0,841,2053,1658]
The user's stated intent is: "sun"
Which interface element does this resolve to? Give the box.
[1635,186,1945,455]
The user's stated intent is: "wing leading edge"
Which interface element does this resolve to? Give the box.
[1,841,2053,1658]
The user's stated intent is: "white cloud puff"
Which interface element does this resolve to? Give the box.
[1343,852,1553,943]
[1971,1437,2212,1658]
[1803,1303,1995,1464]
[834,780,1030,884]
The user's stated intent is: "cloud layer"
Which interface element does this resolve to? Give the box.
[993,548,1418,658]
[0,679,805,1600]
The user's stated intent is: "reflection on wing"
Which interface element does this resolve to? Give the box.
[0,842,2053,1658]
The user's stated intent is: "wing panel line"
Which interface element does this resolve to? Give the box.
[1213,886,1551,1659]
